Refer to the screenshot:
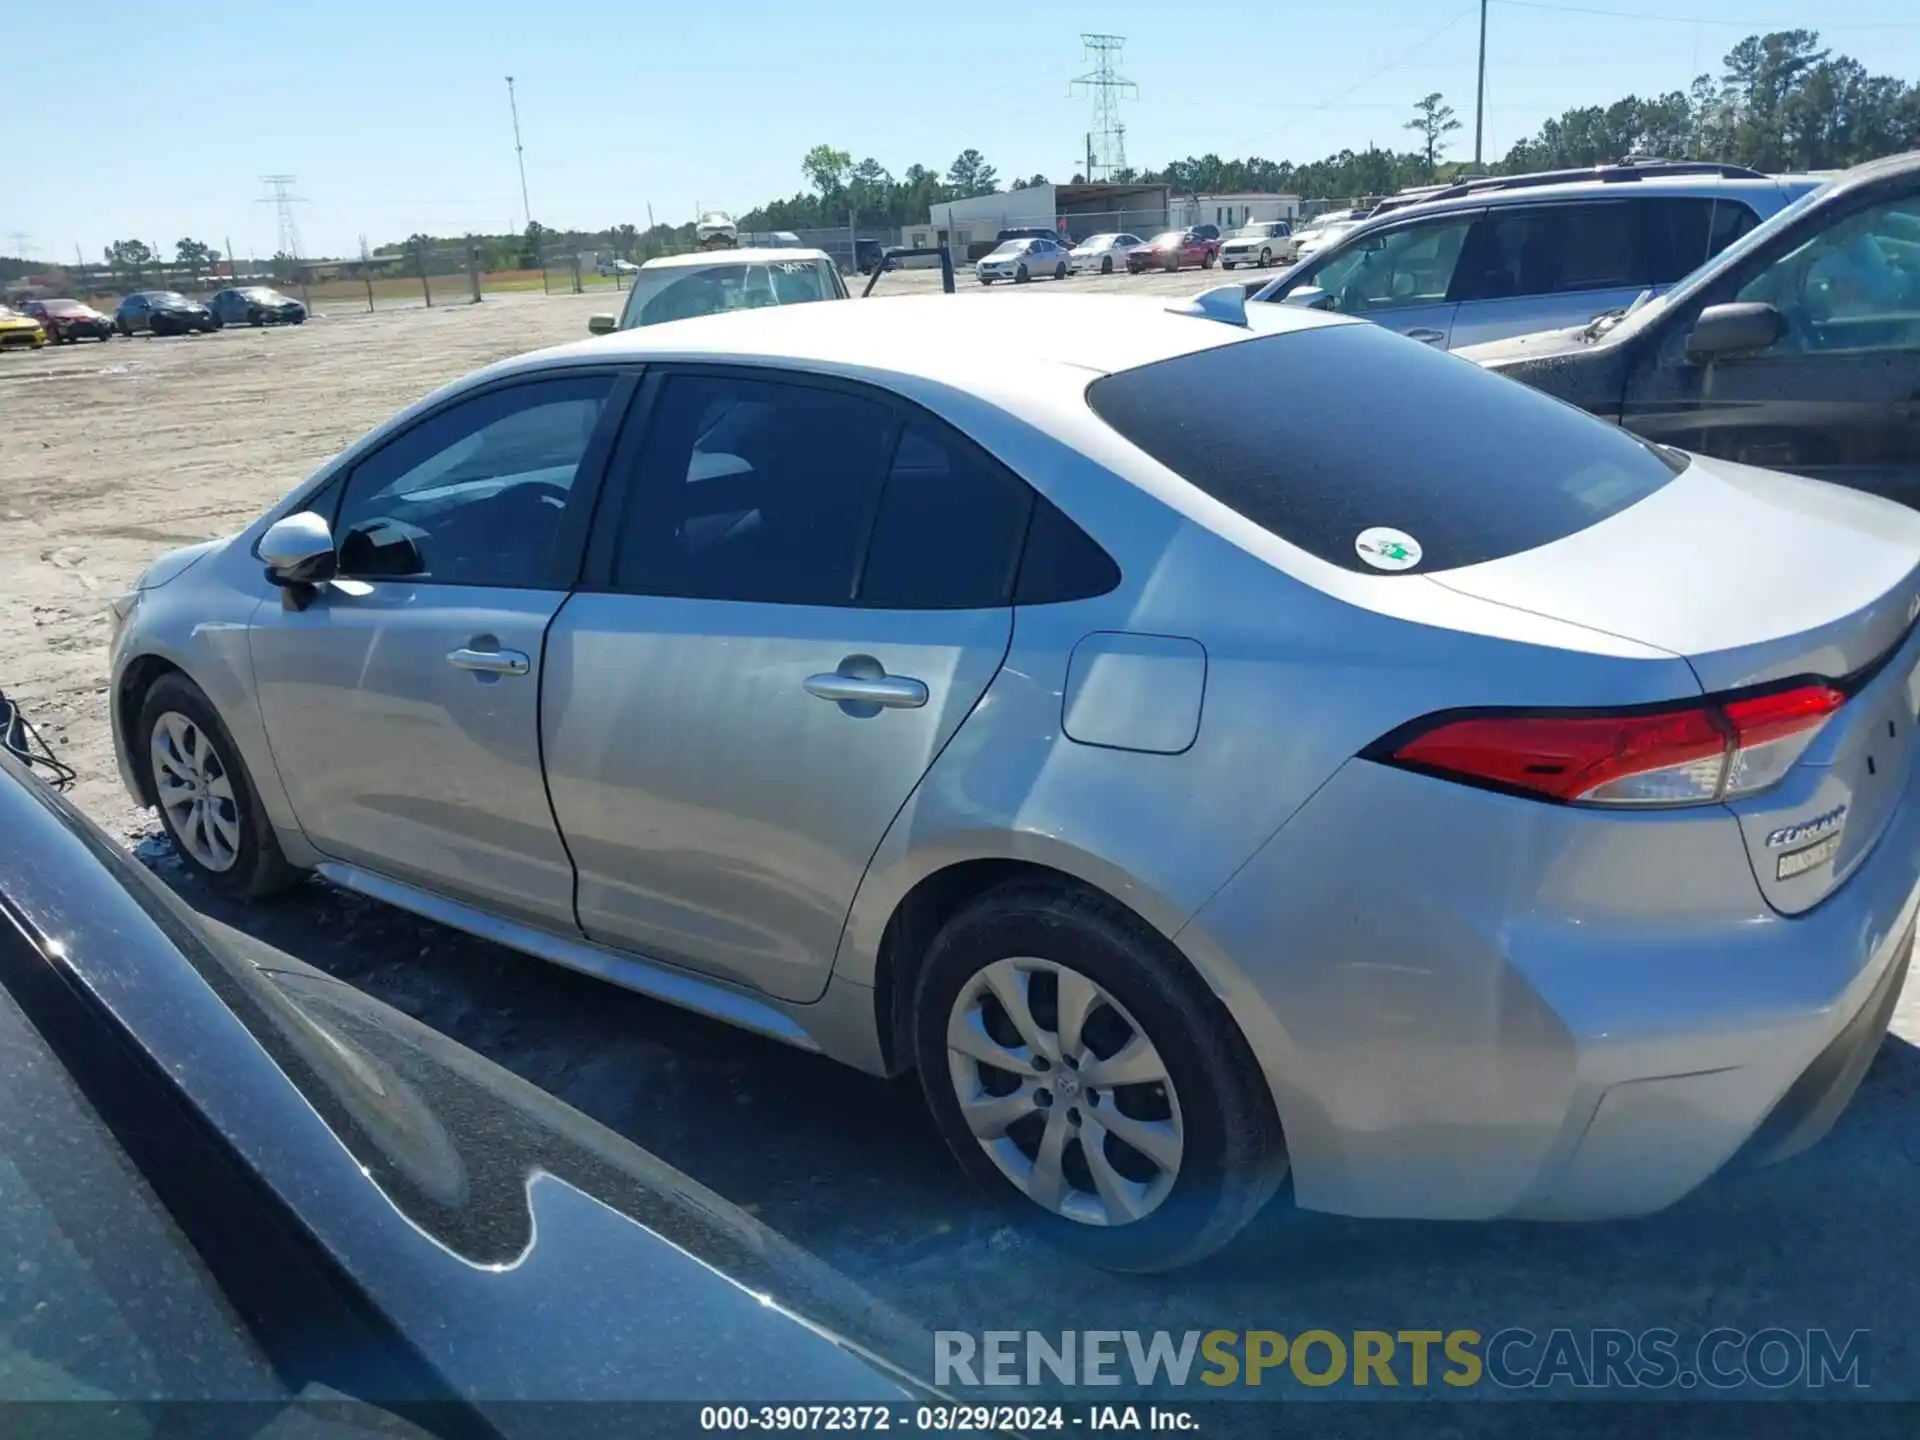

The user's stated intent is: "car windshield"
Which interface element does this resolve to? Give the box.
[1150,231,1185,246]
[1076,234,1116,250]
[1087,325,1682,574]
[241,288,282,301]
[151,292,190,305]
[1231,225,1272,238]
[617,259,839,328]
[40,300,86,314]
[1604,177,1836,343]
[988,241,1029,257]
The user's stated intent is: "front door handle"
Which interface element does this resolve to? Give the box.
[804,660,928,710]
[1403,327,1447,345]
[447,646,530,676]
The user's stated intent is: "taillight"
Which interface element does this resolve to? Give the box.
[1379,682,1846,807]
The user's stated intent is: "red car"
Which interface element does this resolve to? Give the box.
[21,297,115,343]
[1125,228,1220,274]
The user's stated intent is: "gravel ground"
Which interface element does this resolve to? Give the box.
[2,274,1915,1418]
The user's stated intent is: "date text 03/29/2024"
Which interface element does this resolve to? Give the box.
[697,1404,1193,1431]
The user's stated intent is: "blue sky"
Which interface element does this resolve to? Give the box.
[5,0,1918,262]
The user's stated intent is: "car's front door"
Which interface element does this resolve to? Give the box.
[542,368,1029,1003]
[1445,200,1653,348]
[1621,187,1920,505]
[1272,210,1481,347]
[247,370,628,930]
[125,297,148,332]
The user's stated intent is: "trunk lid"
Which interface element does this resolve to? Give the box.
[1432,454,1920,913]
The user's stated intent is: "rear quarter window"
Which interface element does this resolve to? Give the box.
[1085,325,1684,575]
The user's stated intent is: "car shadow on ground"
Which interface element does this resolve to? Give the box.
[138,839,1919,1410]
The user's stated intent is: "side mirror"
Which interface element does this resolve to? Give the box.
[261,511,336,585]
[1685,301,1785,360]
[1280,285,1332,310]
[260,511,336,609]
[587,313,617,336]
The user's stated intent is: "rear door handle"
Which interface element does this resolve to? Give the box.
[447,646,531,676]
[1403,327,1447,345]
[804,671,928,709]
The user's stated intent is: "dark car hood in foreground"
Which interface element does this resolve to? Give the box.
[0,753,936,1420]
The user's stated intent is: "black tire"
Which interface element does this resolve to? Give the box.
[290,313,305,325]
[1054,263,1067,280]
[1101,256,1113,274]
[979,277,994,286]
[1163,252,1179,273]
[137,672,301,900]
[913,880,1287,1273]
[249,309,264,326]
[1259,248,1272,267]
[1201,251,1216,269]
[1015,264,1030,284]
[1222,261,1236,270]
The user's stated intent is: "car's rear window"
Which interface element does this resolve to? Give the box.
[1085,324,1684,575]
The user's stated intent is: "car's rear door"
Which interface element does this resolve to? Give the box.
[1445,200,1652,348]
[246,369,632,931]
[541,367,1029,1003]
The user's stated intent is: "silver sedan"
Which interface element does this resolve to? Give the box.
[110,294,1920,1271]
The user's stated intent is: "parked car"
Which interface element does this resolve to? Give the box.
[0,741,933,1410]
[1462,148,1920,506]
[1284,210,1369,263]
[116,290,217,336]
[208,285,308,327]
[855,237,891,275]
[111,294,1917,1271]
[0,302,48,350]
[1126,229,1218,273]
[596,256,641,276]
[975,235,1071,284]
[1068,233,1144,275]
[21,296,114,342]
[1248,161,1820,350]
[585,248,847,334]
[1218,221,1294,270]
[995,227,1063,245]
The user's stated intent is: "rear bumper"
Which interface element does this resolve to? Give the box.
[1178,756,1920,1221]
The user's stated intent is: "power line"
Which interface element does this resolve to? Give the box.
[1285,9,1477,127]
[1491,0,1920,29]
[1069,35,1138,182]
[256,175,307,262]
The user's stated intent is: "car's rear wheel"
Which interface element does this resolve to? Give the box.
[138,673,300,899]
[913,880,1287,1272]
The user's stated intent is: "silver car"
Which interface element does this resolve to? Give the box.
[110,294,1920,1271]
[1253,165,1821,350]
[976,236,1071,285]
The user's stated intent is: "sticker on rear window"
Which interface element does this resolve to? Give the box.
[1355,527,1421,571]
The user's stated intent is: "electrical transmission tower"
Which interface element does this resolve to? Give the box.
[1069,34,1137,182]
[257,175,308,262]
[3,230,32,260]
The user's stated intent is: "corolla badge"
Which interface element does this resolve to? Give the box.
[1765,804,1848,850]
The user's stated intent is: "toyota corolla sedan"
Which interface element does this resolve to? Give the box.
[110,294,1919,1271]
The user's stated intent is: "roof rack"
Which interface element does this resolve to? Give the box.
[1404,160,1769,208]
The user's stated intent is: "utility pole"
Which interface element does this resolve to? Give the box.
[1474,0,1489,167]
[224,234,235,280]
[506,76,532,232]
[1069,35,1138,183]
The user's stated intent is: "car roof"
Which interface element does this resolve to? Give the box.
[639,247,834,269]
[528,292,1342,382]
[1379,173,1803,224]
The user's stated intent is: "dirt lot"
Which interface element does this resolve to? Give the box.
[2,273,1916,1416]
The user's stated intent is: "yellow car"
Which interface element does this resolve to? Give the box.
[0,303,48,351]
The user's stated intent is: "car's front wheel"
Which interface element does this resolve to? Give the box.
[1015,264,1030,283]
[138,673,300,899]
[1259,248,1272,267]
[1054,263,1067,280]
[1101,256,1113,274]
[914,880,1287,1272]
[1201,251,1215,269]
[1222,260,1236,270]
[1163,253,1179,272]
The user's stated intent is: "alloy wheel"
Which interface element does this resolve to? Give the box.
[945,957,1184,1226]
[150,710,242,872]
